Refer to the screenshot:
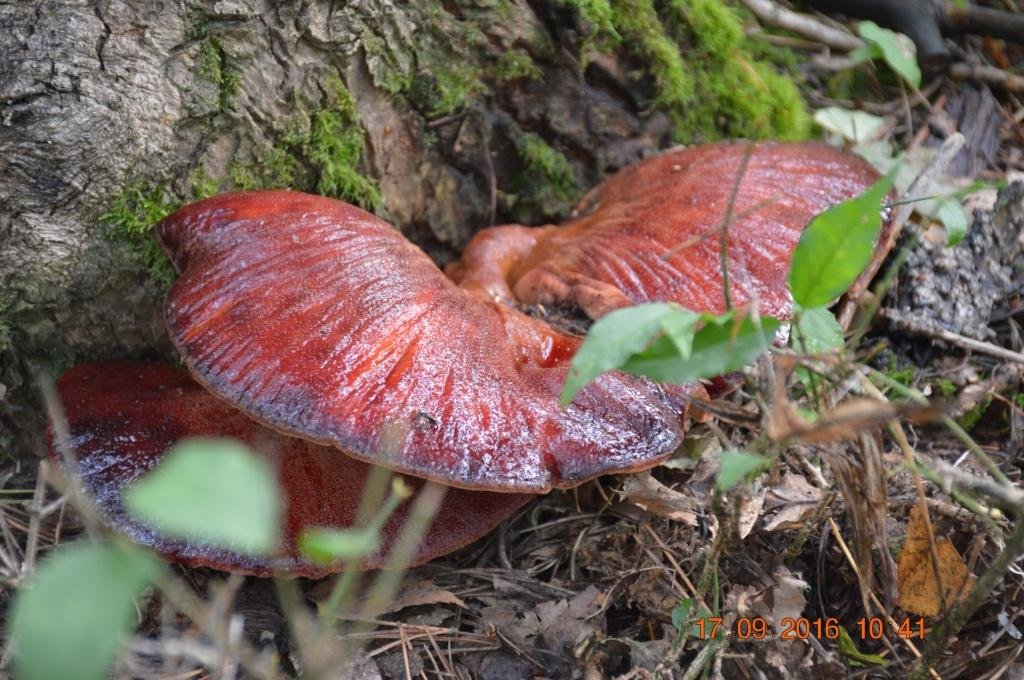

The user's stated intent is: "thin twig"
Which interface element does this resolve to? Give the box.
[741,0,865,51]
[880,310,1024,364]
[948,63,1024,94]
[869,370,1012,486]
[919,459,1024,514]
[22,462,47,577]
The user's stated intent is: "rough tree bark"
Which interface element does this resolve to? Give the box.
[1,0,820,460]
[0,0,684,459]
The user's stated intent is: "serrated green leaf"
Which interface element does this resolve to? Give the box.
[124,438,280,555]
[620,314,780,384]
[789,168,896,308]
[561,303,689,405]
[716,450,769,491]
[791,307,844,355]
[857,21,921,88]
[813,107,886,144]
[11,542,159,680]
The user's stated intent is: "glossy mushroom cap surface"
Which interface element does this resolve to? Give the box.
[49,362,532,578]
[157,192,687,493]
[452,141,888,319]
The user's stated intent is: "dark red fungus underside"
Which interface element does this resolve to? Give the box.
[156,192,686,493]
[48,362,532,578]
[452,141,889,320]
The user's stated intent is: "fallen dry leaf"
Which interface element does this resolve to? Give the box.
[621,472,702,525]
[737,485,767,539]
[726,565,808,626]
[769,396,941,444]
[378,577,467,613]
[535,586,605,655]
[897,504,975,617]
[763,474,823,532]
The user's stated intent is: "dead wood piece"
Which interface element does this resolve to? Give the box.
[805,0,952,72]
[940,3,1024,44]
[884,181,1024,342]
[948,63,1024,94]
[880,311,1024,365]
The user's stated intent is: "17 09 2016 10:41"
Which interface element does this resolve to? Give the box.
[694,616,926,640]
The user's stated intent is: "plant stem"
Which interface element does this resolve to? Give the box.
[868,370,1010,485]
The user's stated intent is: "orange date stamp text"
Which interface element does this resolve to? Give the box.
[694,616,926,641]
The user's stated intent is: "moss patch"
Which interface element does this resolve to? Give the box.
[101,183,179,286]
[556,0,810,143]
[230,78,381,211]
[959,395,992,431]
[556,0,621,51]
[934,378,957,400]
[491,50,543,83]
[190,12,239,112]
[358,4,492,119]
[509,132,582,221]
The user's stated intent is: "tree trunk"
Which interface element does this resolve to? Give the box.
[0,0,809,459]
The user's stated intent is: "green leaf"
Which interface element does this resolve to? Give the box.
[299,527,380,565]
[716,450,769,491]
[671,598,693,630]
[791,307,844,355]
[813,107,886,144]
[660,308,701,360]
[124,438,280,555]
[561,303,696,405]
[11,542,159,680]
[789,168,896,308]
[857,21,922,88]
[837,626,887,666]
[935,199,968,246]
[620,314,780,384]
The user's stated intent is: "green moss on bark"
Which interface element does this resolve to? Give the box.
[510,132,582,221]
[556,0,621,50]
[191,13,239,112]
[101,183,179,286]
[491,50,543,83]
[230,78,381,211]
[559,0,810,143]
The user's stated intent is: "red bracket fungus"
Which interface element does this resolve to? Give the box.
[48,362,532,578]
[450,140,888,320]
[48,141,891,576]
[156,191,687,493]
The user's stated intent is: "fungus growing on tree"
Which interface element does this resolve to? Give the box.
[156,191,689,493]
[450,140,887,320]
[49,140,890,576]
[49,362,532,578]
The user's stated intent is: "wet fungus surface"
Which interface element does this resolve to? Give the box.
[49,362,532,578]
[156,191,687,493]
[451,140,886,320]
[50,141,889,575]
